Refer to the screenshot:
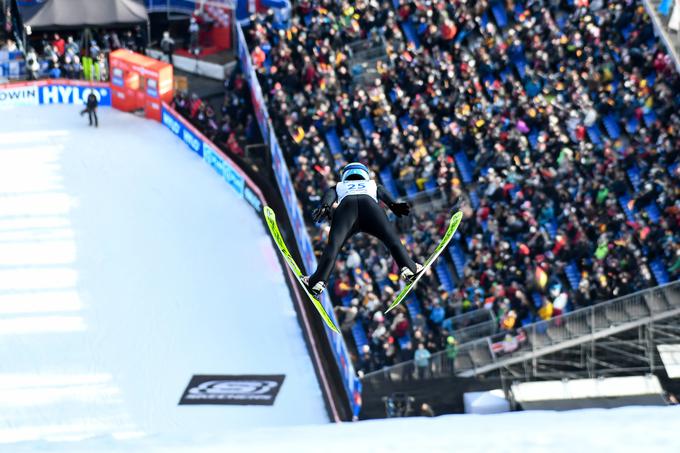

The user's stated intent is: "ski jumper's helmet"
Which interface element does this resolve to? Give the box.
[341,162,370,181]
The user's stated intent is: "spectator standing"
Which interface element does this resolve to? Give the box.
[123,30,135,50]
[110,31,122,50]
[160,31,175,64]
[65,36,79,58]
[80,92,99,127]
[47,54,60,78]
[419,403,436,417]
[414,343,431,379]
[445,336,458,373]
[51,33,65,56]
[188,17,200,55]
[25,48,40,80]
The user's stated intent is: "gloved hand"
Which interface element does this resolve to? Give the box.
[312,205,331,223]
[391,202,411,217]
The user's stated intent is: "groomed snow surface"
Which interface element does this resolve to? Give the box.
[0,104,326,449]
[1,104,679,453]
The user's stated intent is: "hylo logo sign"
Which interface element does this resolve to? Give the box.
[41,85,108,105]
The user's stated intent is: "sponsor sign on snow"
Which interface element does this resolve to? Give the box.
[179,375,285,406]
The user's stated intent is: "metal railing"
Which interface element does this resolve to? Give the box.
[362,280,680,384]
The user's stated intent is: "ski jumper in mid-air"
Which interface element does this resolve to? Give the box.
[302,162,423,296]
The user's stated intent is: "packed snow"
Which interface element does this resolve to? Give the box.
[0,104,327,448]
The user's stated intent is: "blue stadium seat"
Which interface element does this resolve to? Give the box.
[627,165,641,192]
[406,294,421,320]
[454,29,469,44]
[514,2,525,20]
[406,183,418,197]
[481,12,489,29]
[499,67,511,83]
[621,24,635,40]
[650,259,670,285]
[643,110,657,127]
[645,202,661,223]
[618,194,636,222]
[448,242,467,277]
[379,168,400,198]
[625,116,639,134]
[401,20,421,49]
[434,261,454,292]
[399,114,413,130]
[528,130,538,149]
[424,177,437,191]
[359,117,375,138]
[482,74,496,96]
[352,323,369,352]
[547,219,558,239]
[532,292,543,308]
[454,151,474,184]
[469,189,480,210]
[377,278,391,293]
[646,73,656,88]
[586,124,603,147]
[398,333,412,349]
[602,114,621,140]
[491,2,509,28]
[325,128,343,156]
[565,261,581,290]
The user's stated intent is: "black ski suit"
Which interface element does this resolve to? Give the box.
[308,182,417,287]
[81,93,98,127]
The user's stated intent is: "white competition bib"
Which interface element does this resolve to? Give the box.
[336,180,378,203]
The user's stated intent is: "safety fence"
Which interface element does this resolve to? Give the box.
[362,280,680,385]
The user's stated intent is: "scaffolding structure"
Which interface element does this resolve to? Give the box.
[361,281,680,388]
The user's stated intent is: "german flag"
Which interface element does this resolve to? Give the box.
[292,127,305,144]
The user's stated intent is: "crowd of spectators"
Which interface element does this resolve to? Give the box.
[240,0,679,375]
[171,71,259,159]
[2,27,146,82]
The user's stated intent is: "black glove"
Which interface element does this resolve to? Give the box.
[312,205,330,223]
[391,202,411,217]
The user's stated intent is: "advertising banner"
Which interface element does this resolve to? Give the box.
[162,107,202,156]
[39,84,111,106]
[0,80,111,107]
[236,23,361,417]
[0,84,39,107]
[237,24,269,142]
[161,104,262,212]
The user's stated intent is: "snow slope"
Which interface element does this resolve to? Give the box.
[8,405,680,452]
[0,104,327,448]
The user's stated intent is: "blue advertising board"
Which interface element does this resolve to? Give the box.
[161,105,259,208]
[40,84,111,106]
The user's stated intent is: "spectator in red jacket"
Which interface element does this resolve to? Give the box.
[52,33,65,56]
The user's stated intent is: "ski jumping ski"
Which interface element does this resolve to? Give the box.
[264,206,341,334]
[386,210,463,313]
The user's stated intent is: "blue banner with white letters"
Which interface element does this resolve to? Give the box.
[161,104,262,213]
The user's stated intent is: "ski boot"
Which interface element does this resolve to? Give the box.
[400,263,424,284]
[302,276,326,297]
